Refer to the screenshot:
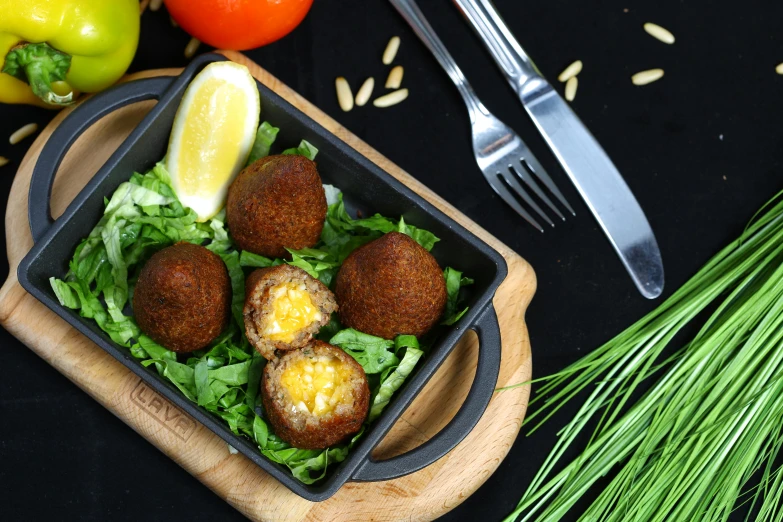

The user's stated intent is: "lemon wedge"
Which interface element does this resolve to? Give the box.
[166,62,260,221]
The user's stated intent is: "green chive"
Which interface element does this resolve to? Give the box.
[507,192,783,521]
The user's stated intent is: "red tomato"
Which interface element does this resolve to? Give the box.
[164,0,314,50]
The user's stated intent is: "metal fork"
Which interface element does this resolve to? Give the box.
[389,0,574,232]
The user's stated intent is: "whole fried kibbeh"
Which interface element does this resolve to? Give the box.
[335,231,447,339]
[226,154,327,259]
[133,242,231,353]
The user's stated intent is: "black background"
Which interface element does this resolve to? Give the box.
[1,0,782,520]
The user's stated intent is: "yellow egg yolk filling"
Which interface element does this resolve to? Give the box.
[281,356,354,416]
[263,283,322,342]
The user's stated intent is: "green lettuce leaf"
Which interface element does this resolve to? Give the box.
[209,360,251,386]
[205,209,233,254]
[136,335,176,362]
[369,344,424,422]
[195,360,217,407]
[442,267,474,325]
[282,139,318,161]
[329,328,399,374]
[214,402,255,436]
[216,250,245,328]
[253,414,269,448]
[50,277,80,309]
[398,216,440,251]
[394,334,420,352]
[262,428,362,484]
[200,328,252,363]
[141,358,197,401]
[323,194,439,252]
[286,248,340,286]
[239,250,273,268]
[244,354,266,409]
[351,214,396,233]
[322,184,341,206]
[246,121,279,166]
[320,222,379,263]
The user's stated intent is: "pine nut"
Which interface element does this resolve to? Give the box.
[373,88,408,108]
[564,76,578,102]
[9,123,38,145]
[558,60,583,83]
[149,0,163,12]
[631,68,665,86]
[385,66,404,89]
[0,156,8,168]
[184,37,200,59]
[335,77,354,112]
[382,36,401,65]
[355,77,375,107]
[776,63,783,75]
[643,23,675,44]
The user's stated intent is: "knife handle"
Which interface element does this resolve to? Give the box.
[389,0,487,121]
[452,0,543,92]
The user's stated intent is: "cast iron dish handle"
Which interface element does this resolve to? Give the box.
[351,302,502,482]
[29,76,174,243]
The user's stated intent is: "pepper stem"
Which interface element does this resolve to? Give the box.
[3,42,74,106]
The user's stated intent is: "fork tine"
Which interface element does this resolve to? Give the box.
[522,155,576,216]
[499,169,555,227]
[510,160,565,221]
[485,174,544,232]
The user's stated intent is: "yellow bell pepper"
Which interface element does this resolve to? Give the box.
[0,0,140,107]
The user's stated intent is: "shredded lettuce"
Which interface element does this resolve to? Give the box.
[329,329,399,374]
[282,139,319,161]
[246,121,280,166]
[219,250,246,327]
[324,193,440,253]
[286,247,340,286]
[397,216,440,252]
[239,250,273,268]
[369,342,424,422]
[442,267,474,325]
[322,184,341,206]
[50,277,81,309]
[50,138,471,485]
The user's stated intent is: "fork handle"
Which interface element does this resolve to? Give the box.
[452,0,543,92]
[389,0,486,121]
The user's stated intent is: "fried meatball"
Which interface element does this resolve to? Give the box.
[226,155,327,259]
[335,232,447,339]
[244,264,337,360]
[133,242,231,353]
[262,341,370,449]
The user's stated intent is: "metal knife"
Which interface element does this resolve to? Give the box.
[452,0,664,299]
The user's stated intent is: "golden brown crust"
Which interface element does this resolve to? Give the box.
[243,264,337,360]
[226,155,327,259]
[261,341,370,449]
[335,232,447,339]
[133,242,231,353]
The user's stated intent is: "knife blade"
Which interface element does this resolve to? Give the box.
[453,0,664,299]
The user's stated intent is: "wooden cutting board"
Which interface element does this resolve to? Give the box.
[0,51,534,521]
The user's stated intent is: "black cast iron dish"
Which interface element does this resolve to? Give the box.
[17,54,508,501]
